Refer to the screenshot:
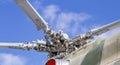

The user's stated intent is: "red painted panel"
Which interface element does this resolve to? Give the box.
[46,59,56,65]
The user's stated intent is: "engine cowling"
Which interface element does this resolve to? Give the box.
[46,59,70,65]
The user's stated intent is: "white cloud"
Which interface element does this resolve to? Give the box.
[41,4,91,37]
[32,0,42,10]
[55,12,91,34]
[0,53,26,65]
[43,5,60,23]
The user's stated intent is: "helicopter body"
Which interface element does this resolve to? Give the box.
[0,0,120,65]
[62,31,120,65]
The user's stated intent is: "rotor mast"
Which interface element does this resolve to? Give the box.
[14,0,70,58]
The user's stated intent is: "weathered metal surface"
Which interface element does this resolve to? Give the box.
[63,31,120,65]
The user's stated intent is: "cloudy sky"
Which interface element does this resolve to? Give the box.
[0,0,120,65]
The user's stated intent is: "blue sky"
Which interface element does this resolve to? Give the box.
[0,0,120,65]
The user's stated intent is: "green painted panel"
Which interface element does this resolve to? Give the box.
[81,40,105,65]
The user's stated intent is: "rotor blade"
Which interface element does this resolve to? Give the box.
[14,0,49,31]
[0,42,38,50]
[89,20,120,36]
[0,42,25,49]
